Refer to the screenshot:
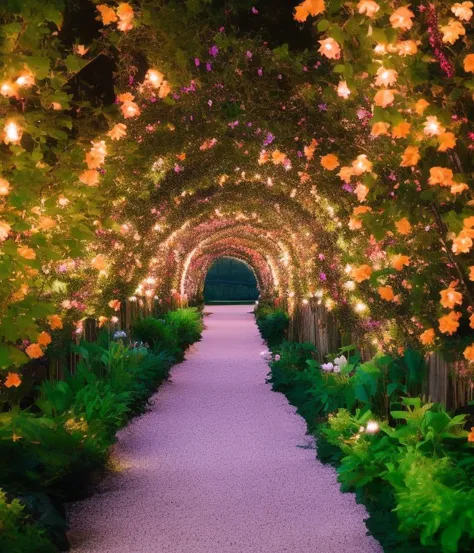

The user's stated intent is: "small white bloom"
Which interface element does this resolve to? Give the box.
[334,355,348,369]
[365,420,380,434]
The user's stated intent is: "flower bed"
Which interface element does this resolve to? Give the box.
[0,308,202,553]
[265,340,474,553]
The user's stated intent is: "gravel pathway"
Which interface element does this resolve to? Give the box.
[68,305,382,553]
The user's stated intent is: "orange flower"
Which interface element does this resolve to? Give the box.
[470,313,474,330]
[294,0,326,22]
[304,139,318,160]
[98,316,109,328]
[349,215,364,229]
[85,140,107,169]
[438,311,461,335]
[397,40,418,56]
[74,45,89,56]
[452,230,473,255]
[357,0,380,17]
[37,331,52,347]
[352,154,372,174]
[464,216,474,229]
[440,18,465,44]
[463,344,474,362]
[355,183,369,202]
[437,132,456,152]
[320,154,339,170]
[390,6,415,30]
[371,122,390,136]
[145,69,164,89]
[158,81,171,98]
[79,169,100,187]
[337,80,351,99]
[91,254,107,271]
[0,177,11,196]
[415,99,430,114]
[26,343,44,359]
[450,182,469,195]
[338,166,354,182]
[17,245,36,259]
[351,264,372,283]
[374,89,396,108]
[378,285,395,301]
[318,38,341,59]
[468,426,474,442]
[272,149,287,165]
[117,3,134,31]
[117,92,134,103]
[400,145,420,167]
[375,67,398,87]
[0,220,11,242]
[391,254,410,271]
[107,123,127,141]
[424,116,445,137]
[47,314,63,330]
[4,372,22,388]
[428,167,454,187]
[391,121,411,138]
[353,206,372,216]
[395,218,411,235]
[97,4,117,25]
[464,54,474,72]
[108,299,121,311]
[469,266,474,281]
[121,101,141,118]
[37,216,56,231]
[439,282,463,309]
[419,328,435,345]
[452,2,473,22]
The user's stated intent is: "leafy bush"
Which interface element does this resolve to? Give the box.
[255,307,289,348]
[266,341,474,553]
[164,308,203,349]
[0,309,202,551]
[0,490,55,553]
[131,316,176,351]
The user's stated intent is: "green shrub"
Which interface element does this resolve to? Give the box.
[256,308,289,348]
[0,309,202,551]
[265,339,474,553]
[131,316,176,351]
[0,490,55,553]
[165,307,203,349]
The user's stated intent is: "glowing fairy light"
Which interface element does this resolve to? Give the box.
[344,280,356,291]
[365,421,380,434]
[302,298,309,305]
[423,116,445,137]
[344,264,352,274]
[355,301,367,313]
[3,121,22,144]
[145,69,164,88]
[337,80,351,99]
[16,72,35,88]
[0,82,17,97]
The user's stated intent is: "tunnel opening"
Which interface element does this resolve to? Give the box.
[203,257,259,304]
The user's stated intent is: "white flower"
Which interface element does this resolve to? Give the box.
[113,330,127,340]
[321,362,334,372]
[334,355,348,369]
[365,420,380,434]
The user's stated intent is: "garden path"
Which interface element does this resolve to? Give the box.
[68,305,382,553]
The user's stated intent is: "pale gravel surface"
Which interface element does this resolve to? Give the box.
[68,305,382,553]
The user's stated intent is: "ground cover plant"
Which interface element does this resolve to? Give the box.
[0,309,202,553]
[266,339,474,553]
